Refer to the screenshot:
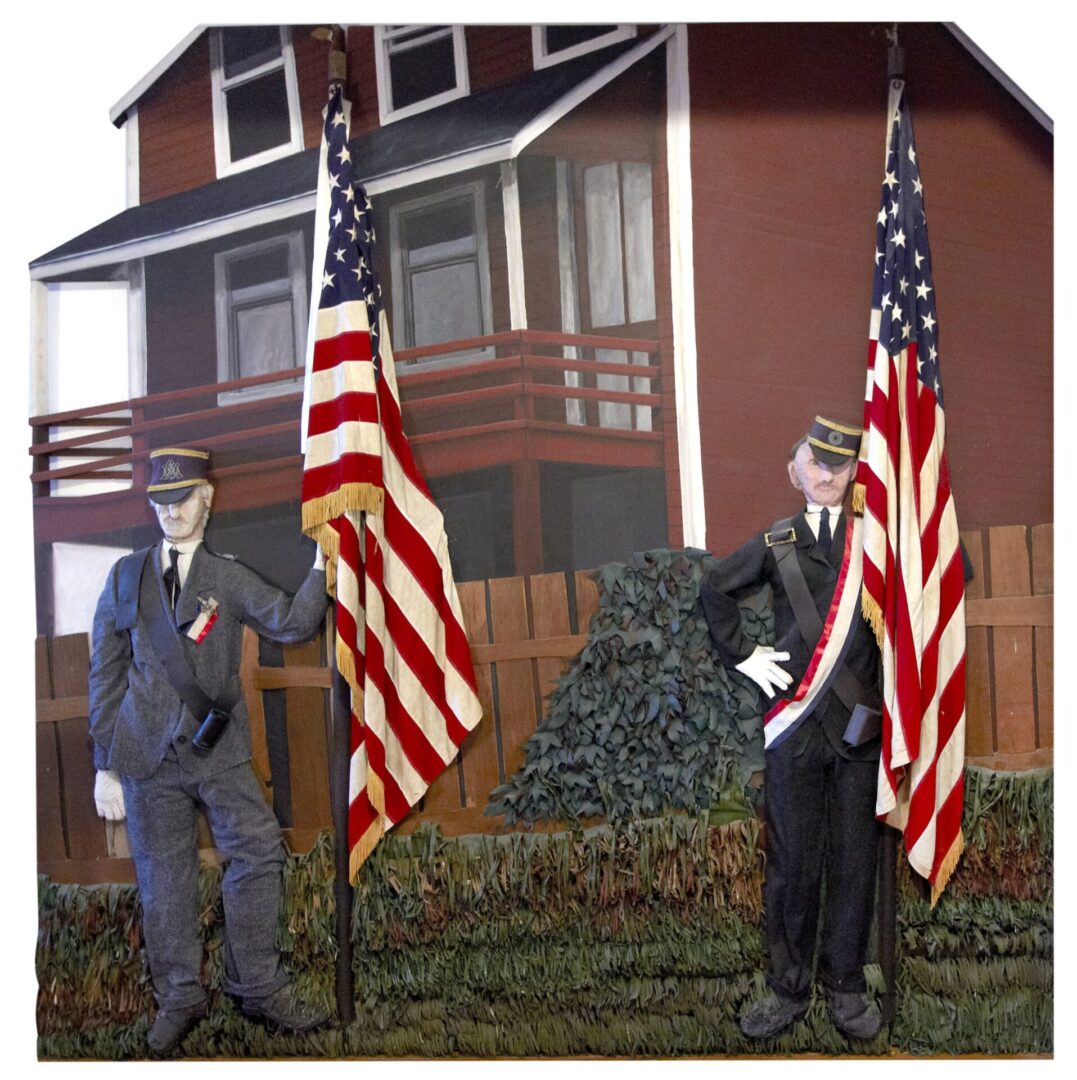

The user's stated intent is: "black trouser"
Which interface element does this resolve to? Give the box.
[762,716,882,999]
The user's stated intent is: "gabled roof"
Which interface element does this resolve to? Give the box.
[110,26,206,127]
[32,30,668,276]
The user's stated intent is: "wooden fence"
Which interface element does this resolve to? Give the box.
[36,525,1050,884]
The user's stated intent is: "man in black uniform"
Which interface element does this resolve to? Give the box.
[700,416,883,1040]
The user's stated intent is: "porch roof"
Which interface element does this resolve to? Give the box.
[31,33,658,278]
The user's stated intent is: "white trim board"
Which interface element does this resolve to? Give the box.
[110,26,206,127]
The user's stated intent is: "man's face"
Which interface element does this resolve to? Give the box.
[152,488,208,545]
[786,442,855,508]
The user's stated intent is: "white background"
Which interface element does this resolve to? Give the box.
[2,2,1064,1074]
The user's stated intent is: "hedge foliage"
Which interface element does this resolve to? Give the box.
[38,767,1051,1059]
[488,549,771,824]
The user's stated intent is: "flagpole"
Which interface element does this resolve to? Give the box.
[874,30,905,1033]
[321,24,356,1028]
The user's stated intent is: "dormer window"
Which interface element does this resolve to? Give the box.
[532,25,636,69]
[209,26,304,176]
[374,26,469,124]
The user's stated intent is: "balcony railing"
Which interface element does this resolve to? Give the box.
[29,330,664,539]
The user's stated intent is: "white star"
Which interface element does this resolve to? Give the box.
[899,276,908,294]
[336,144,351,164]
[891,302,903,322]
[928,344,938,362]
[889,200,899,218]
[875,247,884,265]
[881,291,892,310]
[352,266,364,280]
[913,176,923,196]
[321,271,336,290]
[902,320,912,339]
[332,208,343,227]
[877,207,888,226]
[883,170,898,190]
[892,228,906,248]
[921,311,937,333]
[914,250,925,269]
[915,280,932,301]
[346,224,358,242]
[908,144,917,164]
[344,184,356,203]
[358,257,368,271]
[331,110,346,127]
[364,196,373,210]
[334,247,346,263]
[328,172,340,190]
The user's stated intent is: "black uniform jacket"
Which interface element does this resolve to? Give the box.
[699,510,882,758]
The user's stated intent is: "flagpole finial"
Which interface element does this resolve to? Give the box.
[885,23,905,81]
[327,24,347,84]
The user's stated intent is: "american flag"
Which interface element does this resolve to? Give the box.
[854,76,967,904]
[302,74,482,878]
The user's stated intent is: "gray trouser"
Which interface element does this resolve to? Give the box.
[122,750,290,1011]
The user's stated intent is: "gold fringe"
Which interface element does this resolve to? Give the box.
[348,815,385,881]
[301,484,383,533]
[930,828,965,908]
[861,587,885,649]
[851,481,866,515]
[335,636,361,699]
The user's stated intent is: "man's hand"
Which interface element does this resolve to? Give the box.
[735,646,793,698]
[94,769,126,821]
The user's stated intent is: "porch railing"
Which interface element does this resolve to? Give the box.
[28,330,662,498]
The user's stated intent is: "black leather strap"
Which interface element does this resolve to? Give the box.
[137,550,238,718]
[769,516,868,714]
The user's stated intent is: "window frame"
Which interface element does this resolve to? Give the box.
[212,230,308,402]
[209,26,305,178]
[531,24,636,70]
[388,180,494,368]
[374,25,470,125]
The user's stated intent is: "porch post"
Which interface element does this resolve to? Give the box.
[500,160,527,330]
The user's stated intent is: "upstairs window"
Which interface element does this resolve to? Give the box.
[375,26,469,124]
[210,27,304,176]
[389,183,493,364]
[532,25,635,69]
[213,232,307,399]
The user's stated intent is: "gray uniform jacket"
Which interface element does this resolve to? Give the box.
[89,543,328,780]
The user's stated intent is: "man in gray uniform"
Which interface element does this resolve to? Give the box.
[89,447,330,1054]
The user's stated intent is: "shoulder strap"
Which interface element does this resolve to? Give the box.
[137,554,239,717]
[768,516,867,714]
[115,545,156,630]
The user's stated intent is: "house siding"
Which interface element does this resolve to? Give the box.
[686,22,1052,557]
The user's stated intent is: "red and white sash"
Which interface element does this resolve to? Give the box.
[762,515,865,748]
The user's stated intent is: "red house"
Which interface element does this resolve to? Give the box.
[29,23,1051,775]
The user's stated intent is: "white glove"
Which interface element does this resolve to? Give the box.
[735,646,793,698]
[94,769,126,821]
[313,545,325,571]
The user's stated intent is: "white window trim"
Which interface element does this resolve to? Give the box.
[374,25,470,125]
[213,230,308,402]
[209,26,305,179]
[532,25,636,70]
[388,180,494,369]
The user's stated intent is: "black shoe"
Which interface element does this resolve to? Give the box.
[739,991,809,1039]
[146,1002,208,1056]
[241,986,330,1035]
[826,989,882,1039]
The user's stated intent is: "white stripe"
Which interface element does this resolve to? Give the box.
[316,298,372,340]
[362,675,429,808]
[348,742,368,809]
[304,420,383,470]
[309,358,378,405]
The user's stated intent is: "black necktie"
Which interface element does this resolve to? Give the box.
[165,546,181,612]
[818,508,832,554]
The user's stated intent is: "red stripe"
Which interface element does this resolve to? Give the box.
[382,493,478,694]
[930,774,965,884]
[377,375,433,499]
[307,391,379,438]
[362,722,413,823]
[364,532,469,769]
[301,453,382,502]
[892,567,922,764]
[313,329,372,372]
